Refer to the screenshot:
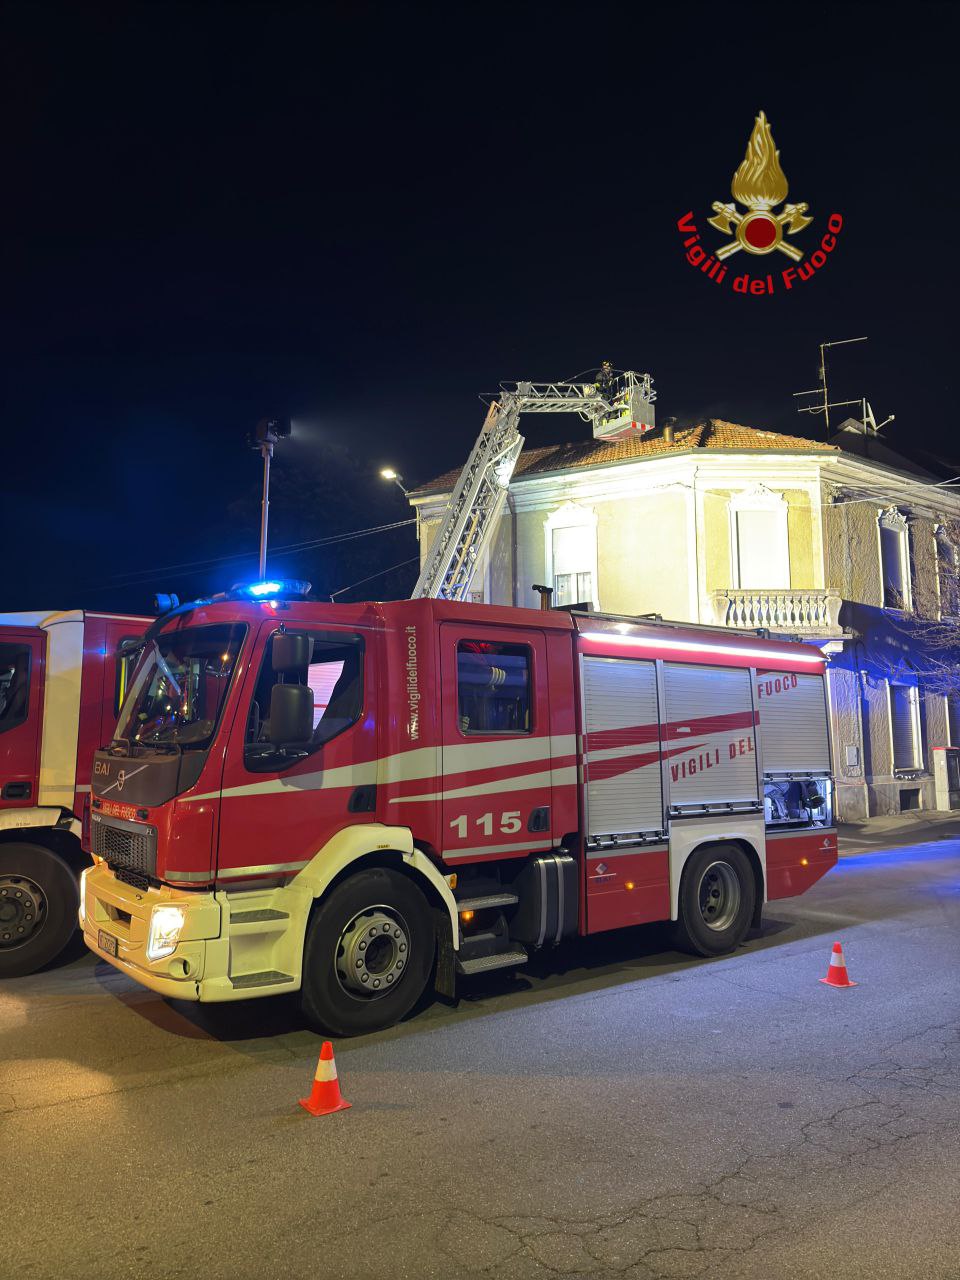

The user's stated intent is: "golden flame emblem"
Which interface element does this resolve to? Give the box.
[731,111,788,209]
[708,111,812,260]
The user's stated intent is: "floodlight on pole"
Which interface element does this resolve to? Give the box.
[379,466,409,496]
[249,417,292,579]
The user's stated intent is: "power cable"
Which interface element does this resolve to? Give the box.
[329,556,421,601]
[83,518,417,591]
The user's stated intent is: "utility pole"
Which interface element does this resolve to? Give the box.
[250,417,292,579]
[793,337,868,436]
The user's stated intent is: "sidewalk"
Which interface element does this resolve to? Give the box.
[838,807,960,854]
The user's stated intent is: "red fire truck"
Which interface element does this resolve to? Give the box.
[0,609,147,976]
[81,589,837,1035]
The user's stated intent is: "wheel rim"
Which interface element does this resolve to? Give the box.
[0,874,46,950]
[696,860,741,932]
[334,904,410,1001]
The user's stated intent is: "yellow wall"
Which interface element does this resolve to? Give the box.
[595,492,690,616]
[823,501,883,606]
[702,490,732,594]
[785,490,816,587]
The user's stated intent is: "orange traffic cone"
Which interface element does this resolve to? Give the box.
[819,941,857,988]
[299,1041,352,1116]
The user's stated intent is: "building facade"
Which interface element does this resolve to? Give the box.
[410,420,960,822]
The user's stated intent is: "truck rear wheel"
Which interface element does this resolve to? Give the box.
[672,843,755,958]
[301,868,434,1036]
[0,842,81,978]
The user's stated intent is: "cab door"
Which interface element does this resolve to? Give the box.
[438,622,554,865]
[215,619,378,882]
[0,632,44,810]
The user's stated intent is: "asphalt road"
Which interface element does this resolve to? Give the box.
[3,841,959,1280]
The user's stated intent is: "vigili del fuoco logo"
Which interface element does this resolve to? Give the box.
[677,111,842,296]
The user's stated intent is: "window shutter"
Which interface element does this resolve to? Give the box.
[890,685,917,769]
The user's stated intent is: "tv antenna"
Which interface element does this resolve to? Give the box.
[842,398,894,437]
[793,336,868,436]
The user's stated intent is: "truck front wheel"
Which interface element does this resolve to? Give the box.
[301,868,434,1036]
[0,842,81,978]
[672,843,755,958]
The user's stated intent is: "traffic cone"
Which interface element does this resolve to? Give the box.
[298,1041,352,1116]
[819,941,857,988]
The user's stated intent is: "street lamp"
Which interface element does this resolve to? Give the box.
[380,466,409,497]
[250,417,292,579]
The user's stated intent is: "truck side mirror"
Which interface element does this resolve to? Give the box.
[268,684,314,746]
[272,632,313,673]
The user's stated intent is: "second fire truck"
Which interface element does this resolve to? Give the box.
[81,589,837,1034]
[0,608,147,975]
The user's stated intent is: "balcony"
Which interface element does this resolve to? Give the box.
[711,588,844,637]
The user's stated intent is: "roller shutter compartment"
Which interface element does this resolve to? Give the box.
[662,663,759,807]
[756,671,830,774]
[581,656,663,839]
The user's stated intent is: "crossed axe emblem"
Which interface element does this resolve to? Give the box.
[707,201,813,261]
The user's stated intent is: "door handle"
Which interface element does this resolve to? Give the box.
[528,806,550,832]
[348,785,377,813]
[2,781,31,800]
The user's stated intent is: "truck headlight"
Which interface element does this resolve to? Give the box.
[79,866,92,927]
[147,905,186,960]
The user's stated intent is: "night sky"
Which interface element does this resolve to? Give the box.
[4,2,958,614]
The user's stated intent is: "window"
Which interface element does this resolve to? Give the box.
[879,509,911,610]
[936,529,960,618]
[947,693,960,748]
[729,487,789,590]
[0,644,31,734]
[117,625,246,750]
[889,683,920,771]
[246,630,363,768]
[456,641,531,735]
[545,503,598,609]
[114,638,141,716]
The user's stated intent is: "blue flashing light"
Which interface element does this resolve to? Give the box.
[234,578,312,601]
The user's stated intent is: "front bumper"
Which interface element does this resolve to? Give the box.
[81,861,222,1000]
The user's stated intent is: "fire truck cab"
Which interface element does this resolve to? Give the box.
[82,593,837,1035]
[0,610,147,975]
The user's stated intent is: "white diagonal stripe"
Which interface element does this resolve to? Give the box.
[388,766,578,804]
[184,734,577,803]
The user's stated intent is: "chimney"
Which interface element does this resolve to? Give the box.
[663,415,678,444]
[532,584,554,611]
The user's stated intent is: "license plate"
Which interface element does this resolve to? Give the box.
[98,929,118,958]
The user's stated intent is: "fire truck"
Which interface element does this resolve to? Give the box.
[0,609,147,976]
[81,589,837,1035]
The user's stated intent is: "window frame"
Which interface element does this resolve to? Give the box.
[455,639,534,738]
[0,642,32,737]
[243,627,365,772]
[946,692,960,748]
[878,507,912,611]
[728,485,790,591]
[888,681,922,773]
[935,526,960,620]
[544,502,600,610]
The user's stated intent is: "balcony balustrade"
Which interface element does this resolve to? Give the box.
[711,588,843,634]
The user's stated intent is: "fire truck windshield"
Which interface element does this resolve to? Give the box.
[116,624,246,750]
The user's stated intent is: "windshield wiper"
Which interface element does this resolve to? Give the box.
[135,733,183,754]
[151,643,182,699]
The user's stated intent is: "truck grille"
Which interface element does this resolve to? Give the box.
[91,814,158,881]
[114,865,152,892]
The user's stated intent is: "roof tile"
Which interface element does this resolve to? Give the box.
[410,419,838,498]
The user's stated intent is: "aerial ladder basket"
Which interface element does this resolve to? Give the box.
[412,371,655,601]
